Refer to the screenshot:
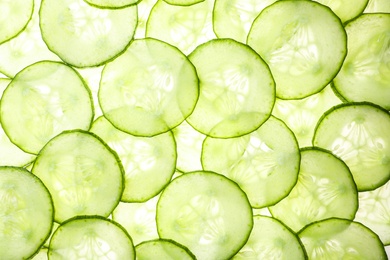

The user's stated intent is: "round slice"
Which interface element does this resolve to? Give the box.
[0,61,94,154]
[298,218,387,259]
[313,102,390,191]
[32,130,124,223]
[48,216,135,259]
[136,239,196,259]
[269,147,358,232]
[333,14,390,110]
[0,0,34,44]
[247,0,347,99]
[156,171,253,260]
[201,116,300,208]
[90,116,176,202]
[187,38,275,138]
[39,0,137,67]
[0,166,54,259]
[233,215,307,259]
[99,38,199,137]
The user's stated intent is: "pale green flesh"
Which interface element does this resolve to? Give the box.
[333,14,390,110]
[99,38,199,137]
[0,0,61,78]
[354,180,390,245]
[247,0,347,99]
[0,79,36,166]
[298,218,387,259]
[313,103,390,191]
[90,116,176,202]
[233,216,306,259]
[39,0,137,67]
[156,171,253,260]
[112,197,159,246]
[164,0,204,6]
[269,148,358,232]
[213,0,277,43]
[364,0,390,13]
[0,0,34,44]
[0,61,94,154]
[202,116,300,208]
[187,38,275,138]
[32,130,124,223]
[136,239,195,259]
[272,84,341,147]
[0,167,53,260]
[146,0,216,55]
[48,217,135,259]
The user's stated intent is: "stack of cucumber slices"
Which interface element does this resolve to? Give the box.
[0,0,389,259]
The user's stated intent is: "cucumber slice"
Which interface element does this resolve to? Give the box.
[233,215,307,259]
[90,116,176,202]
[0,61,94,154]
[333,14,390,110]
[313,102,390,191]
[136,239,196,259]
[312,0,368,23]
[247,0,347,99]
[298,218,387,259]
[0,166,54,260]
[39,0,137,67]
[99,38,199,137]
[213,0,277,43]
[364,0,390,13]
[269,147,358,232]
[0,0,34,44]
[173,120,205,172]
[354,180,390,245]
[163,0,204,6]
[48,216,135,259]
[0,78,36,166]
[0,0,61,78]
[146,0,216,54]
[201,116,300,208]
[112,196,159,245]
[156,171,253,260]
[32,130,124,223]
[187,38,275,138]
[31,247,49,260]
[272,85,342,147]
[84,0,139,9]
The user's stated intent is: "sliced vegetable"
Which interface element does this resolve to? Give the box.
[48,216,135,259]
[136,239,196,259]
[269,147,358,232]
[156,171,253,259]
[333,13,390,110]
[298,218,387,259]
[247,0,347,99]
[187,38,275,138]
[0,61,94,154]
[0,166,54,260]
[313,102,390,191]
[99,37,199,137]
[202,116,300,208]
[39,0,137,67]
[32,130,124,223]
